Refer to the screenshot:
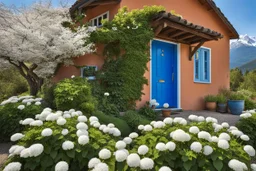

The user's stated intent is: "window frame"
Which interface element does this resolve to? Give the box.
[193,47,211,84]
[81,65,98,80]
[89,11,109,27]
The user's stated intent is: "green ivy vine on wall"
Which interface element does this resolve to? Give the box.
[90,6,165,111]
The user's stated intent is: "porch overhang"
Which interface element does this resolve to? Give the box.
[151,11,223,60]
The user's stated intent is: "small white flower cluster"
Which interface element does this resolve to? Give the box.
[228,159,248,171]
[150,99,159,107]
[1,95,42,106]
[3,162,22,171]
[20,144,44,158]
[170,129,191,142]
[188,115,205,122]
[240,112,252,119]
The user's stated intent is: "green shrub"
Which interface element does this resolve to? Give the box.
[237,113,256,148]
[230,68,244,91]
[244,98,256,110]
[204,95,217,102]
[138,102,158,120]
[122,110,150,130]
[0,102,42,142]
[0,67,28,102]
[216,94,227,104]
[229,92,245,100]
[237,89,256,99]
[218,88,232,99]
[54,77,96,112]
[93,111,132,137]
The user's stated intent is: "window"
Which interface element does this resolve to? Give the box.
[194,48,211,83]
[90,11,109,27]
[81,66,97,80]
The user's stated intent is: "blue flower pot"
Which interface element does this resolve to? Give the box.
[228,100,244,115]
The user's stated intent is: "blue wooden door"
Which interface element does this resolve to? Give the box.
[152,40,178,108]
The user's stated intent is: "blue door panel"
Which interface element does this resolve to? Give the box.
[152,40,178,108]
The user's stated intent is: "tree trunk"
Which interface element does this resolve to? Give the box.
[26,76,44,96]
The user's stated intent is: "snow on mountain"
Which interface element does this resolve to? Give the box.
[230,34,256,49]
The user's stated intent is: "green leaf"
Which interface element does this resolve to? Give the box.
[66,150,75,158]
[213,159,223,171]
[41,155,53,168]
[184,160,193,171]
[50,150,58,159]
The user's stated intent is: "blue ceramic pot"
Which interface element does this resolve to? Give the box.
[228,100,244,115]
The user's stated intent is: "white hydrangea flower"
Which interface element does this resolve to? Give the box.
[171,129,191,142]
[113,128,121,137]
[27,102,31,106]
[228,159,248,171]
[138,145,149,155]
[9,145,25,155]
[89,116,99,122]
[140,158,154,170]
[198,131,212,142]
[62,129,69,136]
[229,126,238,131]
[46,114,59,121]
[3,162,22,171]
[218,139,229,150]
[211,136,219,142]
[206,117,218,123]
[108,123,115,128]
[143,125,153,132]
[123,137,132,144]
[115,150,128,162]
[20,148,31,158]
[188,115,198,121]
[240,113,252,119]
[78,135,89,145]
[57,118,67,126]
[30,120,43,127]
[203,145,213,156]
[198,116,205,122]
[173,117,187,125]
[115,141,126,150]
[251,164,256,171]
[189,126,200,134]
[163,118,173,124]
[244,145,255,156]
[10,133,24,142]
[76,129,88,137]
[221,122,229,128]
[127,153,140,167]
[63,114,71,119]
[99,125,107,131]
[76,123,88,130]
[99,149,111,160]
[103,127,110,133]
[69,109,75,113]
[190,142,202,153]
[240,135,250,141]
[17,105,25,110]
[129,132,139,139]
[78,115,87,122]
[104,92,110,96]
[138,125,144,130]
[214,124,223,132]
[93,122,101,128]
[62,141,74,150]
[29,144,44,157]
[165,141,176,151]
[153,121,165,128]
[219,133,231,141]
[150,121,156,125]
[156,142,166,151]
[231,130,244,137]
[41,128,53,137]
[159,166,172,171]
[22,118,34,125]
[55,161,69,171]
[88,158,101,168]
[94,163,109,171]
[35,101,41,106]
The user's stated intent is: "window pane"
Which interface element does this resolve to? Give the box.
[195,51,199,80]
[204,51,208,80]
[94,19,97,26]
[98,17,102,26]
[103,13,108,19]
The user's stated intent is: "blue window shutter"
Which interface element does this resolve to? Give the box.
[194,48,210,83]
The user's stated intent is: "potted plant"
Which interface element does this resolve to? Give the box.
[162,103,171,117]
[228,92,245,115]
[204,95,217,111]
[216,94,227,113]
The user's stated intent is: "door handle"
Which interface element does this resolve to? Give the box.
[172,73,174,82]
[159,79,165,83]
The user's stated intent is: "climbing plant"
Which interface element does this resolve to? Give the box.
[90,6,165,111]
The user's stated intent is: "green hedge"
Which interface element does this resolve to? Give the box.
[122,110,150,130]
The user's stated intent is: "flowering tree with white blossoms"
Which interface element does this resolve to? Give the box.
[0,2,95,95]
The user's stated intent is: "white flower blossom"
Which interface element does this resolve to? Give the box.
[88,158,101,168]
[251,164,256,171]
[57,118,66,126]
[41,128,53,137]
[20,148,31,158]
[198,131,212,142]
[219,133,231,141]
[62,141,74,150]
[99,149,111,160]
[78,115,87,122]
[3,162,22,171]
[190,142,202,153]
[113,128,121,137]
[173,117,187,125]
[78,135,89,145]
[104,92,110,96]
[76,123,88,130]
[221,122,229,128]
[171,129,191,142]
[228,159,248,171]
[35,101,41,105]
[55,161,69,171]
[62,129,69,136]
[127,153,140,167]
[156,142,166,151]
[231,130,244,137]
[29,144,44,157]
[206,117,218,123]
[123,137,132,144]
[99,125,107,131]
[189,126,200,134]
[211,136,219,142]
[203,145,213,156]
[240,113,252,119]
[129,132,139,139]
[240,135,250,141]
[115,150,128,162]
[89,116,99,122]
[165,141,176,151]
[143,125,153,132]
[138,145,149,155]
[218,139,229,150]
[188,115,198,121]
[17,105,25,110]
[46,114,59,121]
[140,158,154,170]
[198,116,205,122]
[115,141,126,150]
[30,120,43,126]
[76,129,88,137]
[22,118,34,125]
[138,125,144,130]
[150,121,156,126]
[9,145,25,155]
[94,163,109,171]
[10,133,24,142]
[244,145,255,156]
[159,166,172,171]
[163,117,173,124]
[163,103,169,108]
[153,121,165,128]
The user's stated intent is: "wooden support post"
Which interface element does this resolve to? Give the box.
[189,41,205,61]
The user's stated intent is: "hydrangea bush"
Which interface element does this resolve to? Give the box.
[3,107,256,171]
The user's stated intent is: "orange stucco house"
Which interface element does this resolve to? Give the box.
[54,0,239,110]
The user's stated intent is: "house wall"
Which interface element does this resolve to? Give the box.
[54,0,231,110]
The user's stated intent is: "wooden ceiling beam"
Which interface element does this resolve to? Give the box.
[88,0,120,6]
[189,41,206,60]
[177,34,196,40]
[168,30,186,38]
[160,27,177,35]
[157,34,190,45]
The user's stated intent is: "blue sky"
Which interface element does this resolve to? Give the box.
[1,0,255,36]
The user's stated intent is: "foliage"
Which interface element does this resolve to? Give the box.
[93,111,132,137]
[42,83,56,109]
[0,67,28,102]
[0,3,94,95]
[122,110,150,130]
[218,87,232,99]
[90,6,165,111]
[54,77,96,111]
[138,102,158,120]
[228,92,256,110]
[244,98,256,110]
[238,89,256,99]
[237,113,256,149]
[230,68,244,91]
[204,95,217,102]
[216,94,227,104]
[0,102,42,142]
[240,70,256,92]
[229,92,245,101]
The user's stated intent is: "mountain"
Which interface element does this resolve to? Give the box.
[230,35,256,71]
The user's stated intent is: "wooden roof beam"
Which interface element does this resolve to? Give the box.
[168,30,186,38]
[87,0,120,6]
[156,35,190,45]
[189,41,206,60]
[176,34,196,40]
